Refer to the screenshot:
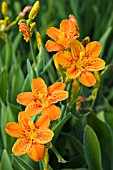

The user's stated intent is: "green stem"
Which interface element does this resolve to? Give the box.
[50,143,67,163]
[43,149,49,170]
[29,39,38,77]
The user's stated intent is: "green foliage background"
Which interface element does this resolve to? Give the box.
[0,0,113,170]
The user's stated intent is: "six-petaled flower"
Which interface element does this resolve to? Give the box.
[45,14,79,52]
[17,78,68,120]
[6,112,54,162]
[54,40,105,87]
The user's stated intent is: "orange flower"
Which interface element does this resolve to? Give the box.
[17,78,68,120]
[45,14,79,52]
[18,22,31,42]
[54,40,105,87]
[6,112,54,162]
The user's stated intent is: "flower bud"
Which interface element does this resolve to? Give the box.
[2,2,8,16]
[28,1,40,20]
[36,32,42,50]
[18,22,31,42]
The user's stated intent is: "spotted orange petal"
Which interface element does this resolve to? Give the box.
[16,92,34,106]
[70,40,84,61]
[45,40,64,52]
[35,113,50,128]
[48,90,68,104]
[32,78,47,96]
[25,102,43,116]
[18,111,31,131]
[5,122,24,138]
[85,41,102,58]
[36,128,54,144]
[84,58,105,71]
[46,27,60,41]
[66,65,82,79]
[42,105,61,120]
[12,138,31,156]
[69,14,79,32]
[54,50,72,68]
[27,143,45,162]
[78,70,96,87]
[60,19,76,40]
[48,82,66,95]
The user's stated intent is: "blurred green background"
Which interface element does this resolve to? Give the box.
[0,0,113,170]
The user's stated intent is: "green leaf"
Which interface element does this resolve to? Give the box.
[5,36,12,69]
[61,132,85,160]
[99,26,112,58]
[13,33,22,54]
[12,155,33,170]
[27,59,33,84]
[22,74,31,92]
[104,99,113,132]
[87,112,113,170]
[62,155,85,169]
[1,149,13,170]
[52,113,72,143]
[0,100,7,148]
[84,125,103,170]
[0,67,7,104]
[11,65,24,103]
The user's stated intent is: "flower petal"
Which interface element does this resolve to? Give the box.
[25,103,43,116]
[60,19,77,40]
[36,128,54,144]
[32,78,47,97]
[5,122,24,138]
[84,58,105,71]
[69,14,79,32]
[48,90,68,103]
[54,50,72,68]
[12,138,31,156]
[70,39,84,61]
[48,82,66,95]
[46,27,60,41]
[45,40,64,52]
[18,111,31,131]
[85,41,102,58]
[66,65,81,79]
[35,113,50,128]
[78,71,96,87]
[17,92,34,106]
[42,105,61,120]
[27,143,45,162]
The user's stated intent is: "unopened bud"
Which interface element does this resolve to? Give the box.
[81,36,90,47]
[2,2,8,16]
[29,1,40,20]
[30,22,36,32]
[36,32,42,50]
[23,6,32,13]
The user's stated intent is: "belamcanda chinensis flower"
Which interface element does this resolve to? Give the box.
[6,112,54,162]
[18,21,31,42]
[54,40,105,87]
[17,78,68,120]
[45,14,79,52]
